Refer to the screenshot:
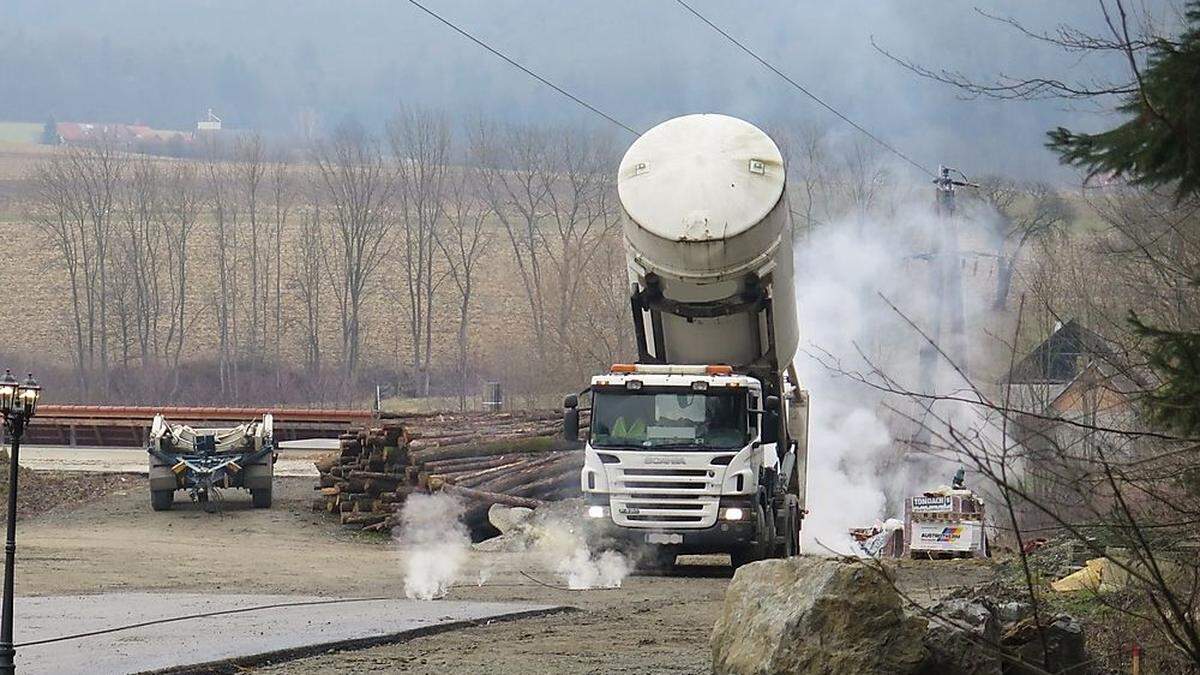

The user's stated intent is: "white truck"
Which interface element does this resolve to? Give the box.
[566,114,809,568]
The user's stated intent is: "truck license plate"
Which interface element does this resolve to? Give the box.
[645,533,683,545]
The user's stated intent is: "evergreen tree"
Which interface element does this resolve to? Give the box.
[1048,2,1200,436]
[1047,2,1200,200]
[1130,315,1200,436]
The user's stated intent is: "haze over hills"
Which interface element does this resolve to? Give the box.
[0,0,1166,178]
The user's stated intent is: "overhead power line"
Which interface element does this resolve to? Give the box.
[673,0,936,178]
[404,0,641,136]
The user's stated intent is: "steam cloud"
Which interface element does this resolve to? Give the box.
[794,201,996,555]
[530,507,633,589]
[555,547,631,589]
[396,496,633,594]
[396,492,471,600]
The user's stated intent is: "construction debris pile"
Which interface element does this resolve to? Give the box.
[313,410,586,537]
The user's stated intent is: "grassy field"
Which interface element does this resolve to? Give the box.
[0,122,42,144]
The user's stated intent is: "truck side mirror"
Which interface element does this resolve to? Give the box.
[765,395,781,412]
[563,395,580,443]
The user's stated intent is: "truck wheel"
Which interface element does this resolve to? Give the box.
[783,498,800,557]
[775,505,797,557]
[151,490,174,511]
[732,503,774,569]
[772,496,800,558]
[251,487,272,509]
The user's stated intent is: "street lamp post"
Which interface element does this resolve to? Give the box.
[0,371,40,674]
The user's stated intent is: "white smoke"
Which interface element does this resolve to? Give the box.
[794,201,999,555]
[395,492,471,600]
[555,547,632,589]
[530,508,634,589]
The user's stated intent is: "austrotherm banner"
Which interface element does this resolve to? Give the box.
[910,522,979,552]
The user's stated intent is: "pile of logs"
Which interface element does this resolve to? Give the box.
[313,410,588,537]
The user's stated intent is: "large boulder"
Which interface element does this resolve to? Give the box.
[711,557,928,675]
[920,599,1003,675]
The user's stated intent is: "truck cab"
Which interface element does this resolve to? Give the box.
[576,364,804,567]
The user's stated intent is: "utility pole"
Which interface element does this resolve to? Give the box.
[913,166,977,447]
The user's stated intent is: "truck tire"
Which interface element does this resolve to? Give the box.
[251,487,272,509]
[732,502,775,569]
[776,496,800,557]
[151,489,174,511]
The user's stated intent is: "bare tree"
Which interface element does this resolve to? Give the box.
[203,140,242,397]
[29,139,123,397]
[115,154,165,367]
[472,122,620,381]
[269,154,294,389]
[822,299,1200,670]
[471,121,554,361]
[773,122,836,237]
[30,156,89,393]
[975,177,1073,310]
[436,166,492,410]
[161,162,200,398]
[291,202,325,376]
[872,1,1167,102]
[838,137,892,235]
[565,235,634,372]
[236,134,269,358]
[312,122,395,380]
[540,127,622,375]
[388,107,451,395]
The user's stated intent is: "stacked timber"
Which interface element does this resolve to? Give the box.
[313,410,588,537]
[312,421,411,531]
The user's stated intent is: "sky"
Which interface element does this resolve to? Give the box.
[0,0,1174,179]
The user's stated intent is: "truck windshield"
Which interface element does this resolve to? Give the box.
[590,388,748,450]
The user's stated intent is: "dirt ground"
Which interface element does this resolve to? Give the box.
[15,475,994,674]
[0,464,134,520]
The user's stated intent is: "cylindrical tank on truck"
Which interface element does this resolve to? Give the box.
[569,114,810,568]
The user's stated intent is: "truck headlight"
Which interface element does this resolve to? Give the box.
[722,507,744,521]
[587,505,606,519]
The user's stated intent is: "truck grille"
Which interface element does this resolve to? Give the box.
[608,491,719,529]
[605,463,722,528]
[615,466,716,493]
[620,468,709,477]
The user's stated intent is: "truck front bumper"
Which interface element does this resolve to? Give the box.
[583,495,758,554]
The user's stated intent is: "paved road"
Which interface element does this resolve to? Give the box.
[15,593,560,674]
[18,441,335,476]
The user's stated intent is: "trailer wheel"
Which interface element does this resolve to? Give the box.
[150,490,174,511]
[251,487,272,509]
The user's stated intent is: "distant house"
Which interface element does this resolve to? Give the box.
[197,109,222,132]
[1004,320,1151,532]
[53,122,167,145]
